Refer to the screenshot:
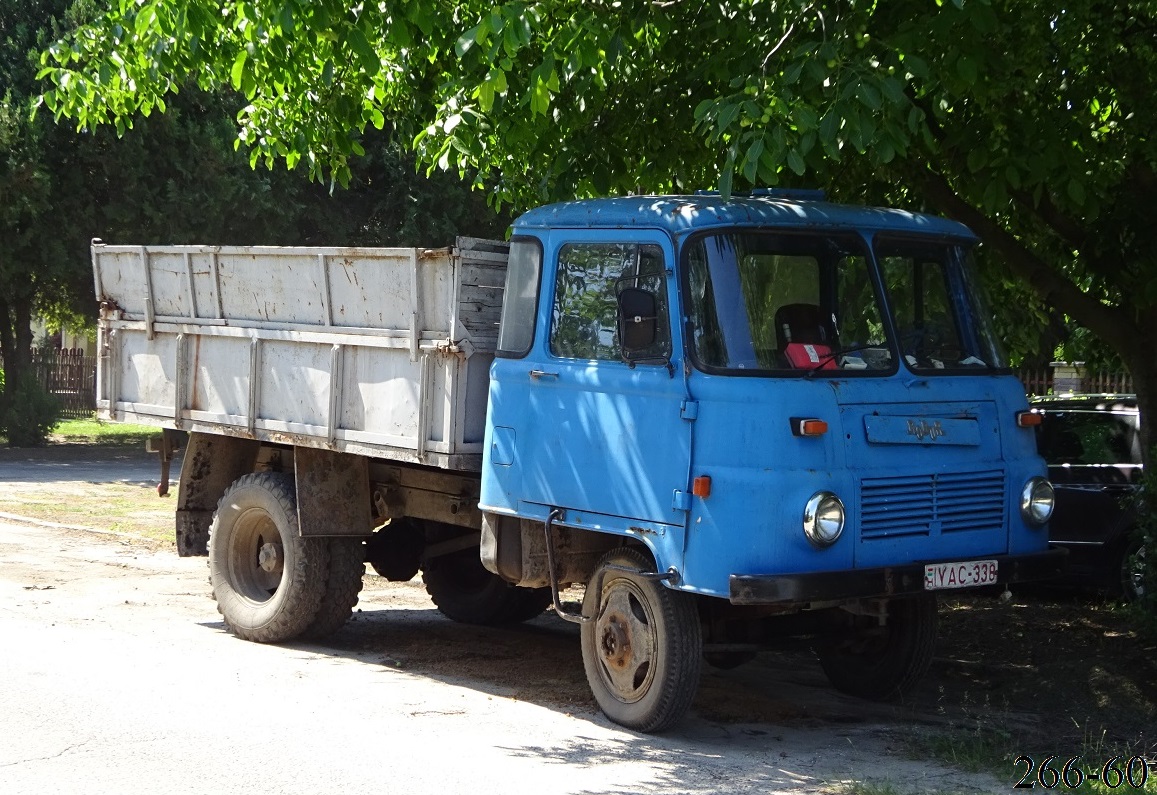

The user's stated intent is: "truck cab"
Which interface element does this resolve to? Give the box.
[480,193,1062,730]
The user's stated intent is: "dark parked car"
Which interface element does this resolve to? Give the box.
[1031,394,1146,599]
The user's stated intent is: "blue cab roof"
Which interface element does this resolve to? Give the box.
[511,194,977,241]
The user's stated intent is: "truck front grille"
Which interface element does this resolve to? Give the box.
[860,470,1005,540]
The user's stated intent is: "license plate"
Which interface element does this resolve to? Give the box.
[924,560,998,590]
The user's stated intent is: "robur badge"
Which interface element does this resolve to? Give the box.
[907,419,946,441]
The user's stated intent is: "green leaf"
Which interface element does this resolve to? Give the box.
[876,139,895,164]
[719,165,734,199]
[347,27,380,77]
[786,149,806,176]
[795,106,818,131]
[743,138,764,182]
[456,24,481,57]
[856,82,882,111]
[478,81,495,112]
[819,110,839,144]
[956,56,978,85]
[1067,179,1086,206]
[967,147,987,173]
[230,49,247,91]
[716,101,740,134]
[904,54,929,79]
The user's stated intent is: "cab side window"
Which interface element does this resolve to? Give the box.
[550,243,670,362]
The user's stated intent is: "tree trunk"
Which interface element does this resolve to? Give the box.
[0,298,11,399]
[1126,348,1157,471]
[0,295,34,393]
[14,296,32,374]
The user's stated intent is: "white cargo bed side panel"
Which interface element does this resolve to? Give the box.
[463,353,493,444]
[217,251,329,325]
[340,347,423,444]
[191,335,251,418]
[118,331,178,416]
[93,241,506,470]
[257,340,332,427]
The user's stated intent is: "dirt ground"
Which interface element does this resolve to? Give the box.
[1,444,1155,791]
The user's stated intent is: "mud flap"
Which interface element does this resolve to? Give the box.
[294,447,373,537]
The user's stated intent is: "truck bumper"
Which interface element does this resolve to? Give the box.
[729,549,1067,605]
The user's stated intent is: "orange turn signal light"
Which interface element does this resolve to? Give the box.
[692,476,712,498]
[1016,410,1042,428]
[791,417,829,437]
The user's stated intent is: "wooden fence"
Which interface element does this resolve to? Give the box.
[1017,366,1133,397]
[29,349,96,419]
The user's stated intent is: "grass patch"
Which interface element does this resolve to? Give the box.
[907,720,1156,793]
[49,416,159,446]
[0,481,176,546]
[831,784,906,795]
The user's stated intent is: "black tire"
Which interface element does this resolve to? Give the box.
[423,548,552,625]
[302,537,365,640]
[208,472,327,643]
[1112,538,1147,602]
[703,650,757,670]
[816,594,937,701]
[580,548,702,733]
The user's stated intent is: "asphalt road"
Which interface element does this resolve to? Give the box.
[0,445,180,486]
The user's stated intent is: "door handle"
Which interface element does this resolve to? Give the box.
[529,369,559,380]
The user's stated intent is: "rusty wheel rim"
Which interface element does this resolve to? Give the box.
[593,577,658,704]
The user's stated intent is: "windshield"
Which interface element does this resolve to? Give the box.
[685,231,890,373]
[876,236,1007,372]
[684,230,1006,375]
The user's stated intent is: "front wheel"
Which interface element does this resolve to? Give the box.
[208,472,327,643]
[580,548,702,733]
[816,595,937,701]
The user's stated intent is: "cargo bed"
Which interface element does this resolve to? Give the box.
[92,238,508,471]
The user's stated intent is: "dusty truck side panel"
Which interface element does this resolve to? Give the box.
[93,239,507,469]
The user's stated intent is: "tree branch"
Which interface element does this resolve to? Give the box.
[1008,188,1087,252]
[919,168,1135,358]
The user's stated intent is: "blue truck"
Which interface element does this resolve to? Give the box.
[92,191,1064,732]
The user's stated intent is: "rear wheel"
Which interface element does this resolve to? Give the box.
[423,548,552,625]
[703,650,757,670]
[817,595,937,701]
[208,473,327,643]
[302,537,365,640]
[580,548,702,732]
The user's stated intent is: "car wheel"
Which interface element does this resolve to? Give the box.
[1115,538,1147,602]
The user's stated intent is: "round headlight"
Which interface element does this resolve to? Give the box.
[1020,477,1055,526]
[804,491,845,547]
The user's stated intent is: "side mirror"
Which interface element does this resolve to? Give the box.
[617,287,658,355]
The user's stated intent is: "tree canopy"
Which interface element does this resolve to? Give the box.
[31,0,1157,442]
[1,0,505,444]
